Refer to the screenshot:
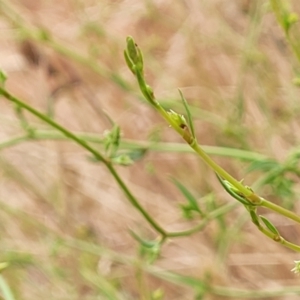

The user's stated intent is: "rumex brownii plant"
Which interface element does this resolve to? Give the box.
[2,0,300,298]
[1,34,300,261]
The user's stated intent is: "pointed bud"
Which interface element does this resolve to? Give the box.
[125,36,144,74]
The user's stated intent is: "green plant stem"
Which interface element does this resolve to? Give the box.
[0,131,267,161]
[260,198,300,224]
[281,239,300,252]
[0,87,259,239]
[160,99,224,127]
[149,268,300,298]
[126,35,300,249]
[0,135,28,150]
[258,226,300,252]
[4,195,299,298]
[4,196,300,298]
[192,143,253,197]
[0,87,167,237]
[133,65,262,203]
[166,202,238,237]
[0,88,107,163]
[105,161,167,236]
[211,285,300,298]
[151,96,260,201]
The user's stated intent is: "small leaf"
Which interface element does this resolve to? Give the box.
[249,210,260,227]
[111,154,133,166]
[110,149,147,166]
[216,174,253,206]
[129,230,161,264]
[103,124,121,157]
[126,148,147,161]
[129,230,157,248]
[180,204,193,219]
[247,159,279,173]
[260,215,280,235]
[179,89,195,139]
[171,177,204,217]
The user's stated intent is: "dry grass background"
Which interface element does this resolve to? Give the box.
[1,0,300,299]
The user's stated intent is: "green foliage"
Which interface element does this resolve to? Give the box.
[179,89,196,139]
[2,0,300,298]
[171,177,204,219]
[260,216,280,235]
[130,230,162,264]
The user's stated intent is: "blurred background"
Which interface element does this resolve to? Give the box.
[1,0,300,299]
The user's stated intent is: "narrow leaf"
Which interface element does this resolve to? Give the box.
[171,177,203,216]
[260,215,280,235]
[215,174,252,206]
[179,89,195,139]
[249,210,260,227]
[129,230,156,248]
[246,159,279,173]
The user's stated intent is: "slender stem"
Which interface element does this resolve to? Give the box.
[139,82,261,202]
[260,198,300,224]
[166,202,238,237]
[0,130,267,161]
[282,238,300,252]
[0,88,107,163]
[126,35,300,250]
[0,88,249,239]
[155,99,259,199]
[105,163,167,236]
[0,87,167,237]
[0,135,28,150]
[155,104,188,137]
[192,143,253,197]
[211,285,300,298]
[258,226,300,252]
[147,267,300,298]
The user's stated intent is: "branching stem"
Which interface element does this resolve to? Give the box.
[0,87,167,237]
